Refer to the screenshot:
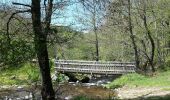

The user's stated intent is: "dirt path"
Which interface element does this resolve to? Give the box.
[115,86,170,99]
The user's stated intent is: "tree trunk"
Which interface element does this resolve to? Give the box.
[143,16,155,72]
[142,1,155,72]
[31,0,55,99]
[93,0,99,61]
[127,0,140,70]
[94,28,99,61]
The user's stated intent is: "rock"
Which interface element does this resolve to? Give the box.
[107,81,111,84]
[64,95,72,100]
[83,83,96,86]
[16,98,20,100]
[25,95,29,99]
[76,80,79,84]
[51,73,57,81]
[29,93,33,98]
[68,82,74,84]
[17,86,23,89]
[0,85,10,89]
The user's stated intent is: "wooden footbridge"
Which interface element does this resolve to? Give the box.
[55,60,136,75]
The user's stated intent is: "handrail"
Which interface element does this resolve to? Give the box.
[55,60,135,64]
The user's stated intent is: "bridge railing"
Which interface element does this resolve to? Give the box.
[55,60,135,65]
[55,60,136,74]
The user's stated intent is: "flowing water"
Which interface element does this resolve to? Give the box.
[0,75,118,100]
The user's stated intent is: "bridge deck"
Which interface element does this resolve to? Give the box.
[55,60,136,75]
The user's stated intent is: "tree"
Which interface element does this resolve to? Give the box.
[103,0,166,72]
[142,0,155,72]
[31,0,55,99]
[0,5,35,67]
[76,0,108,61]
[5,0,55,99]
[134,0,156,72]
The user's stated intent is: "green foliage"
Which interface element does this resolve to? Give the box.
[106,70,170,89]
[56,73,69,83]
[164,56,170,69]
[50,26,80,44]
[0,63,40,85]
[0,9,34,67]
[26,65,40,83]
[52,31,96,60]
[63,43,96,60]
[0,33,35,67]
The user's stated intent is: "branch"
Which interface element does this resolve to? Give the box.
[140,39,152,63]
[44,0,47,14]
[12,2,31,8]
[44,0,53,36]
[6,9,31,44]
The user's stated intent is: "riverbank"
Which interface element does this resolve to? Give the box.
[1,64,170,100]
[114,85,170,99]
[1,84,170,100]
[106,70,170,88]
[0,83,116,100]
[106,70,170,99]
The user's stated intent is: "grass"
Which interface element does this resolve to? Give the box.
[1,62,170,88]
[0,63,40,85]
[106,70,170,89]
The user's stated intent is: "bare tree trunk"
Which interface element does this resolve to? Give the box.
[93,0,99,61]
[94,27,99,61]
[143,17,155,72]
[31,0,55,99]
[127,0,140,69]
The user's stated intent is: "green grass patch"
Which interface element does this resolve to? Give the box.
[0,63,40,85]
[0,59,56,85]
[106,70,170,89]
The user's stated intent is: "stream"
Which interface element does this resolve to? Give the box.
[0,75,118,100]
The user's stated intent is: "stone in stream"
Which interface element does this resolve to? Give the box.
[17,86,24,89]
[51,73,57,81]
[64,95,73,100]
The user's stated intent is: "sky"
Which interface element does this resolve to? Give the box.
[0,0,84,30]
[0,0,106,32]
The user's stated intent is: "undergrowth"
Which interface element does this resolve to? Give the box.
[0,63,40,85]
